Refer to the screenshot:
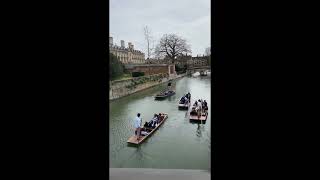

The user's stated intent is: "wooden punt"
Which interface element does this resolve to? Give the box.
[178,102,190,110]
[190,112,208,121]
[190,109,208,121]
[155,91,175,100]
[127,113,168,145]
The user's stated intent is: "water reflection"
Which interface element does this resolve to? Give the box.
[196,124,202,138]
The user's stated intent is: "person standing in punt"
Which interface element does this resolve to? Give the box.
[187,92,191,102]
[196,100,202,118]
[203,100,208,113]
[183,95,189,105]
[134,113,142,142]
[158,113,163,122]
[167,81,172,92]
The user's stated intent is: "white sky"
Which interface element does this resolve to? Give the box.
[110,0,211,57]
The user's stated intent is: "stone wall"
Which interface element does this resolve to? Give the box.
[110,73,186,100]
[125,64,169,76]
[110,73,169,100]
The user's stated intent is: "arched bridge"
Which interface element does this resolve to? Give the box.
[186,65,211,75]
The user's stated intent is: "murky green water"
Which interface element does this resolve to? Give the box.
[110,74,211,170]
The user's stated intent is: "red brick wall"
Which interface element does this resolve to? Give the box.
[127,66,169,75]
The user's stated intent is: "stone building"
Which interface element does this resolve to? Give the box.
[144,54,208,68]
[109,37,145,64]
[176,55,192,67]
[145,54,191,66]
[191,55,209,67]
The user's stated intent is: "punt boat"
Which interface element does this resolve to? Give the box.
[127,113,168,145]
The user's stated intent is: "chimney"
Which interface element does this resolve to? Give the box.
[109,37,113,45]
[128,42,132,49]
[120,40,125,48]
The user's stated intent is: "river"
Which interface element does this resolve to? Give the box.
[109,73,211,170]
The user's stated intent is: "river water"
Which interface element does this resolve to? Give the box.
[109,74,211,170]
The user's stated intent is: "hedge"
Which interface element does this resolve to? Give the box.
[132,72,145,77]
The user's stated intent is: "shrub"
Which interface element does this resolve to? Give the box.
[132,72,145,77]
[109,53,124,80]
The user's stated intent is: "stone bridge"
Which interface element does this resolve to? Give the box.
[186,65,211,75]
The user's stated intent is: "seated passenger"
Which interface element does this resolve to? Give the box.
[146,114,158,128]
[193,101,198,107]
[140,131,148,136]
[187,92,191,101]
[153,114,159,124]
[184,96,189,104]
[180,97,185,104]
[143,122,149,128]
[190,108,197,115]
[141,126,152,133]
[203,100,208,110]
[159,113,164,122]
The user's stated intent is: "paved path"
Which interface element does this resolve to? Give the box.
[110,168,211,180]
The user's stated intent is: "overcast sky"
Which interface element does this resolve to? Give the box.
[110,0,210,57]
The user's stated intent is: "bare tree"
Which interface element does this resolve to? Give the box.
[155,34,191,64]
[143,26,154,59]
[205,47,211,56]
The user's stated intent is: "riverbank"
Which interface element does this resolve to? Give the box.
[109,73,187,100]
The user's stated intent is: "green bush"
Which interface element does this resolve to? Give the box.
[132,72,145,77]
[175,64,187,74]
[109,53,124,80]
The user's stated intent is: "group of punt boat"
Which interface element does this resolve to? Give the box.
[178,95,208,122]
[127,92,208,145]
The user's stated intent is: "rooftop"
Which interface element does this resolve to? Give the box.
[110,45,144,54]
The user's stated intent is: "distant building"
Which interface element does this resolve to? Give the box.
[191,55,209,67]
[145,54,208,68]
[176,54,192,67]
[145,54,191,66]
[145,58,170,64]
[109,37,145,64]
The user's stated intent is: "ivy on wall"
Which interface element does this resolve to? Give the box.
[121,73,166,90]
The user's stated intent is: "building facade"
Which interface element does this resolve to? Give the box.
[176,55,192,67]
[190,55,209,67]
[145,54,208,68]
[109,37,145,64]
[145,54,191,66]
